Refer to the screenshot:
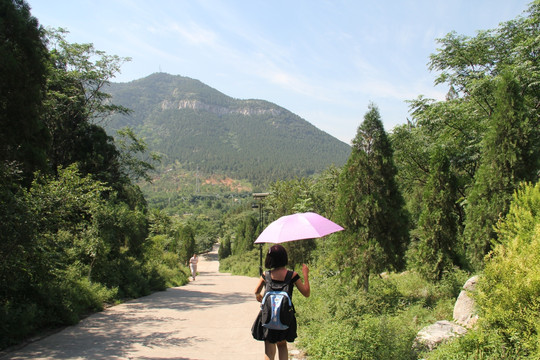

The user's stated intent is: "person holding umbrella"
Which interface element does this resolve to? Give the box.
[252,244,310,360]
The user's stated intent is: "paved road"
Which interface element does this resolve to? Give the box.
[2,247,267,360]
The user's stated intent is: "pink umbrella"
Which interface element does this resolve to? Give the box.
[254,212,344,244]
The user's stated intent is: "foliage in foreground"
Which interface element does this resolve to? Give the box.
[0,166,190,349]
[294,267,469,360]
[426,182,540,359]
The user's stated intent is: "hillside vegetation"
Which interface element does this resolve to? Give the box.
[105,73,351,187]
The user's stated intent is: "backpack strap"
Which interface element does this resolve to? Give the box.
[283,270,293,284]
[264,270,294,285]
[265,270,293,285]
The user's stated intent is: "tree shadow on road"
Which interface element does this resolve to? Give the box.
[2,286,254,359]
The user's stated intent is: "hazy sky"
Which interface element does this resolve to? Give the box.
[28,0,532,144]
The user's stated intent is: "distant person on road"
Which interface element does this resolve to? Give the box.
[252,244,310,360]
[189,254,198,281]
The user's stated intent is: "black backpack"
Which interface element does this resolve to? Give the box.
[260,270,294,330]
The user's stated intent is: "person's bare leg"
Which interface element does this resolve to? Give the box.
[276,340,288,360]
[264,341,276,360]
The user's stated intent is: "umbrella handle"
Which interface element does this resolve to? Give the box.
[259,244,263,277]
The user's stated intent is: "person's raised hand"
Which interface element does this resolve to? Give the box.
[302,264,309,278]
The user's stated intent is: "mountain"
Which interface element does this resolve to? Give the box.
[105,73,351,187]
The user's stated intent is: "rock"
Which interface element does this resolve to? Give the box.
[289,348,307,359]
[453,275,479,328]
[413,276,480,356]
[413,320,467,352]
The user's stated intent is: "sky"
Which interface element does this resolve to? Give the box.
[28,0,532,144]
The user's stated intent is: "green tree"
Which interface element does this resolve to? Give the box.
[309,165,341,217]
[334,104,409,291]
[407,148,459,281]
[218,234,232,259]
[176,225,196,266]
[429,182,540,359]
[42,29,131,188]
[24,165,110,283]
[0,7,183,346]
[428,1,540,116]
[462,70,539,269]
[400,1,540,271]
[232,214,258,255]
[0,165,124,346]
[0,165,39,344]
[0,0,49,180]
[148,208,173,238]
[266,177,319,267]
[115,127,160,183]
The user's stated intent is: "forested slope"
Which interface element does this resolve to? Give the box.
[105,73,351,185]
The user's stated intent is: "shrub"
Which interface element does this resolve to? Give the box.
[426,328,531,360]
[300,313,417,360]
[426,182,540,359]
[296,267,466,360]
[0,302,40,349]
[219,248,260,277]
[474,182,540,357]
[54,272,118,324]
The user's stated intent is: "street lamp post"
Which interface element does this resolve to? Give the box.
[253,192,269,276]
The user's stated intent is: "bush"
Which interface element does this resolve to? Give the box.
[300,314,418,360]
[54,272,118,324]
[393,269,469,311]
[144,256,190,290]
[295,267,466,360]
[0,266,118,349]
[0,302,40,349]
[475,183,540,357]
[426,328,532,360]
[144,236,190,290]
[426,182,540,359]
[219,248,261,277]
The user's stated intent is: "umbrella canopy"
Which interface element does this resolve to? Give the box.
[254,212,344,244]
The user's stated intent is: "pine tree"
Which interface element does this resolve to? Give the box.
[407,147,458,281]
[335,104,408,291]
[462,70,539,270]
[177,225,196,265]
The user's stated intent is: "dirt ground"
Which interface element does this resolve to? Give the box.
[1,246,305,360]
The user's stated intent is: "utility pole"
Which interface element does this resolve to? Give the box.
[195,166,200,193]
[253,192,269,276]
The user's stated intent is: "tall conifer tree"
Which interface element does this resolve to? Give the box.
[407,147,458,281]
[335,104,408,291]
[462,70,538,269]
